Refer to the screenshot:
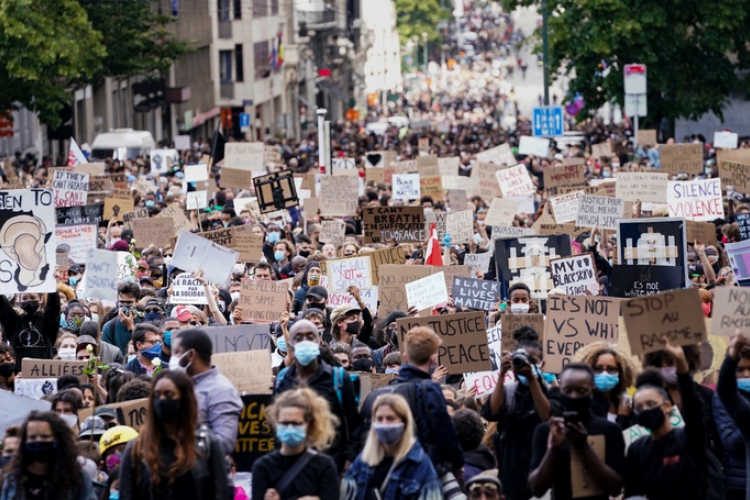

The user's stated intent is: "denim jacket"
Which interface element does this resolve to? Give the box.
[341,441,443,500]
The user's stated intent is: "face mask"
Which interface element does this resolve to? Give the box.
[594,373,620,392]
[737,377,750,393]
[267,232,280,244]
[701,302,711,317]
[298,250,310,258]
[635,405,666,431]
[66,317,83,332]
[25,441,56,463]
[164,330,172,347]
[109,491,120,500]
[385,367,399,374]
[60,413,78,428]
[145,200,155,207]
[517,364,543,386]
[352,358,373,372]
[293,341,320,366]
[373,422,406,445]
[308,274,320,286]
[307,302,325,311]
[602,170,611,178]
[560,394,592,416]
[153,398,180,421]
[276,424,307,447]
[58,347,77,361]
[274,250,286,262]
[345,321,360,336]
[705,167,712,175]
[21,300,40,314]
[105,452,121,473]
[510,303,530,314]
[68,276,80,287]
[144,311,163,323]
[276,337,287,352]
[542,372,557,384]
[660,366,678,385]
[90,313,99,323]
[127,354,137,363]
[141,343,162,359]
[231,292,241,302]
[222,222,230,228]
[0,455,11,467]
[168,350,192,373]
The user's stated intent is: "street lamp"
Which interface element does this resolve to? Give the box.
[422,32,428,71]
[412,35,418,71]
[405,39,414,70]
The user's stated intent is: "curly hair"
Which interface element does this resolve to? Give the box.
[267,388,338,451]
[574,341,638,391]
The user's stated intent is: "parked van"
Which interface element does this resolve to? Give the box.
[90,129,156,161]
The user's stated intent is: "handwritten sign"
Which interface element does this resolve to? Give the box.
[476,143,517,166]
[370,246,406,284]
[496,164,535,197]
[451,276,501,311]
[502,313,545,352]
[392,174,421,200]
[170,272,208,304]
[473,161,504,200]
[714,131,739,149]
[79,398,148,432]
[53,170,89,207]
[550,190,583,224]
[319,220,346,245]
[54,224,97,262]
[132,218,174,249]
[202,324,272,354]
[88,175,113,193]
[186,191,208,210]
[667,178,723,222]
[22,358,87,382]
[616,173,669,203]
[637,130,658,146]
[377,264,432,318]
[212,350,273,395]
[485,198,520,226]
[239,279,289,323]
[609,265,683,298]
[719,158,750,192]
[326,256,373,294]
[203,226,263,263]
[405,272,448,311]
[465,252,492,274]
[622,288,706,355]
[591,141,612,159]
[232,394,275,472]
[544,295,620,372]
[710,287,750,336]
[738,213,750,241]
[575,194,625,230]
[319,176,359,216]
[446,210,474,244]
[122,207,149,231]
[543,164,587,195]
[225,142,264,171]
[660,144,704,174]
[103,197,134,222]
[550,253,599,295]
[685,220,718,246]
[83,249,118,300]
[363,206,425,244]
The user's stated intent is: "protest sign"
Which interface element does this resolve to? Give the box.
[544,295,620,372]
[464,252,492,274]
[575,194,625,230]
[169,273,208,304]
[719,158,750,192]
[54,224,97,262]
[502,313,546,351]
[396,312,492,374]
[186,191,208,210]
[660,144,703,174]
[203,226,263,263]
[0,391,50,435]
[326,256,373,293]
[377,264,432,318]
[451,276,501,310]
[496,164,535,197]
[571,435,606,498]
[424,210,448,241]
[220,167,253,190]
[369,246,406,283]
[714,131,738,149]
[637,130,658,146]
[132,218,174,249]
[121,207,149,231]
[319,220,346,244]
[204,324,272,354]
[518,136,550,157]
[710,287,750,336]
[543,164,587,195]
[88,175,113,193]
[150,149,177,174]
[432,265,472,290]
[550,190,583,223]
[212,350,273,395]
[79,398,149,432]
[329,286,378,312]
[405,272,447,311]
[618,217,688,288]
[392,174,421,200]
[365,152,386,169]
[22,359,87,383]
[446,210,474,244]
[103,197,134,221]
[174,135,191,150]
[489,225,537,244]
[184,164,209,182]
[622,288,706,355]
[156,203,194,235]
[239,279,289,323]
[463,326,503,399]
[738,213,750,240]
[108,173,127,189]
[476,143,517,166]
[609,265,683,298]
[53,170,89,207]
[319,176,359,216]
[485,198,520,226]
[438,156,460,176]
[233,394,275,472]
[131,177,154,195]
[667,178,723,222]
[420,175,443,198]
[83,249,118,300]
[332,158,356,171]
[111,189,132,200]
[550,253,599,295]
[75,162,105,176]
[224,142,264,171]
[685,220,719,246]
[591,141,612,159]
[418,137,429,154]
[173,231,239,287]
[726,239,750,281]
[616,173,669,203]
[473,161,504,200]
[363,206,425,244]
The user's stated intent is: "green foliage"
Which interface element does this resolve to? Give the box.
[395,0,450,45]
[500,0,750,125]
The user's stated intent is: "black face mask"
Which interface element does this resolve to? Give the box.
[307,302,325,311]
[298,250,311,258]
[352,358,373,372]
[0,454,11,467]
[345,321,360,336]
[560,394,592,417]
[635,405,666,431]
[25,441,56,463]
[153,398,181,421]
[388,328,399,347]
[21,300,40,315]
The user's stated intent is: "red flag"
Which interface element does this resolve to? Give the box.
[424,222,443,266]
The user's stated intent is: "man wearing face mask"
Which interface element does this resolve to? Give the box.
[372,311,406,369]
[67,265,83,289]
[170,328,242,456]
[262,225,282,263]
[0,292,60,371]
[123,324,163,376]
[350,345,375,373]
[291,261,325,314]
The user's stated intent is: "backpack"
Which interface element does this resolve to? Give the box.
[673,428,725,500]
[275,365,360,408]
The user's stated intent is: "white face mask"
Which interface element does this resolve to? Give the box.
[90,313,99,323]
[230,292,240,302]
[510,303,530,314]
[169,350,191,373]
[58,347,76,361]
[60,413,78,428]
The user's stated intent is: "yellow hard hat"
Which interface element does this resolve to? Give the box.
[99,425,139,455]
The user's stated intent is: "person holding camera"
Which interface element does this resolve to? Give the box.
[528,363,625,500]
[481,327,561,500]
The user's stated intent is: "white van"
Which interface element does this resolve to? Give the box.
[90,129,156,161]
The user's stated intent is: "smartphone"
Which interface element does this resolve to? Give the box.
[563,411,580,426]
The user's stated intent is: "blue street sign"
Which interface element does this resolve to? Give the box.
[239,112,250,131]
[532,106,564,136]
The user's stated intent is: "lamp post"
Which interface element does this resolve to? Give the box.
[422,32,428,71]
[405,40,414,71]
[412,35,419,71]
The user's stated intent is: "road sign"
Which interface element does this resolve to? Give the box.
[624,94,647,117]
[239,113,250,133]
[532,106,564,136]
[624,64,647,95]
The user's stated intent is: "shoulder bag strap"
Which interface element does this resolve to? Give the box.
[275,449,318,497]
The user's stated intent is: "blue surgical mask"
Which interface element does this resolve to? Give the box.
[127,354,137,363]
[141,343,162,359]
[68,276,80,287]
[274,250,286,262]
[542,372,556,384]
[293,341,320,366]
[276,337,287,352]
[109,491,120,500]
[164,330,172,347]
[144,311,163,323]
[738,377,750,393]
[268,232,280,244]
[704,167,712,175]
[594,372,620,392]
[602,170,611,178]
[145,200,155,207]
[276,424,307,447]
[90,313,99,323]
[385,367,399,374]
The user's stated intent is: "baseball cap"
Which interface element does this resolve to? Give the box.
[139,276,154,286]
[78,416,107,440]
[174,305,192,322]
[76,334,99,356]
[330,303,361,326]
[95,407,118,420]
[306,285,329,301]
[68,265,83,274]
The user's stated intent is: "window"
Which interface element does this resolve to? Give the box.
[233,0,242,19]
[217,0,230,20]
[219,50,233,83]
[270,0,278,15]
[235,44,244,82]
[254,41,270,80]
[253,0,267,17]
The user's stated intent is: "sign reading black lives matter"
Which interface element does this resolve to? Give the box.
[550,253,599,295]
[232,394,275,472]
[451,276,502,311]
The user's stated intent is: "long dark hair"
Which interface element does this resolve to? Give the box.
[131,370,198,488]
[0,411,85,495]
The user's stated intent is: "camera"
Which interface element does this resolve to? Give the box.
[512,351,532,369]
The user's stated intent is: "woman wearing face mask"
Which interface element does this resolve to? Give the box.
[331,292,376,348]
[575,342,638,429]
[292,261,324,315]
[342,394,442,500]
[119,371,230,500]
[625,339,710,500]
[57,333,79,361]
[51,390,84,433]
[0,292,60,371]
[63,301,88,334]
[252,388,340,500]
[373,311,407,369]
[338,243,360,258]
[0,411,94,500]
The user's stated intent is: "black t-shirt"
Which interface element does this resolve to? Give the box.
[251,449,340,500]
[365,456,395,500]
[23,471,46,500]
[530,414,626,500]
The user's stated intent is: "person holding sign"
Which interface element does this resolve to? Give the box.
[0,292,60,371]
[625,339,711,500]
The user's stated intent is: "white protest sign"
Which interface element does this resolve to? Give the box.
[405,272,448,311]
[465,252,492,274]
[329,286,378,312]
[475,144,517,166]
[54,224,97,263]
[446,210,474,244]
[496,165,535,198]
[392,174,421,200]
[463,325,503,398]
[150,149,178,174]
[172,231,239,287]
[615,172,669,203]
[224,142,265,171]
[714,131,738,149]
[485,198,520,226]
[169,272,208,304]
[53,170,89,207]
[174,135,191,151]
[83,249,118,301]
[575,194,625,230]
[518,136,550,157]
[550,190,583,223]
[667,178,724,222]
[551,253,599,295]
[326,256,373,293]
[186,191,208,210]
[184,164,209,182]
[332,158,356,170]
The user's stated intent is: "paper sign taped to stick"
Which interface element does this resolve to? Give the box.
[710,287,750,336]
[622,288,706,355]
[239,279,289,323]
[212,350,273,395]
[169,273,208,304]
[186,191,208,210]
[576,195,625,230]
[405,272,448,311]
[172,231,239,287]
[667,178,724,222]
[550,253,599,295]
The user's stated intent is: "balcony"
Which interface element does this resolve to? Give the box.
[218,20,232,39]
[220,82,234,99]
[297,8,336,27]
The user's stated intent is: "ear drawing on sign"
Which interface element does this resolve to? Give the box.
[0,214,51,291]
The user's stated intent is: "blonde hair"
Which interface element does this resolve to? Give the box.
[361,394,416,467]
[574,341,638,390]
[267,388,338,451]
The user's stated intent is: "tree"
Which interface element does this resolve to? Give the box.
[0,0,105,128]
[395,0,450,46]
[499,0,750,128]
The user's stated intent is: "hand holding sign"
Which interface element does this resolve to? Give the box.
[661,336,689,374]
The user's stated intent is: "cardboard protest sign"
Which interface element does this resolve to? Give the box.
[83,249,118,300]
[103,197,134,222]
[464,252,492,274]
[239,279,289,323]
[108,173,127,189]
[473,161,504,200]
[660,144,703,174]
[369,246,406,284]
[544,295,620,372]
[684,220,718,246]
[571,435,606,498]
[392,174,421,200]
[424,210,447,241]
[576,195,625,230]
[186,191,208,210]
[87,175,113,193]
[518,136,550,157]
[616,173,669,203]
[22,359,87,383]
[463,326,503,399]
[155,204,194,235]
[420,175,443,198]
[715,131,739,149]
[332,158,356,171]
[0,391,50,435]
[502,313,546,352]
[202,324,272,354]
[173,231,239,287]
[396,312,492,374]
[212,350,273,395]
[110,189,132,200]
[224,142,264,171]
[609,265,683,298]
[54,224,97,262]
[377,264,432,318]
[719,152,750,191]
[550,253,599,295]
[53,170,89,207]
[624,289,707,355]
[169,272,208,304]
[363,206,425,244]
[591,141,612,159]
[326,256,373,293]
[75,162,105,176]
[405,272,448,311]
[78,398,149,431]
[485,198,520,226]
[319,220,346,245]
[496,164,535,198]
[710,287,750,336]
[233,394,275,472]
[121,207,149,231]
[202,226,263,263]
[543,164,587,195]
[667,178,723,222]
[451,276,501,311]
[475,143,517,166]
[132,218,174,249]
[446,210,474,244]
[550,190,583,224]
[438,157,460,176]
[489,225,537,247]
[319,176,359,216]
[637,129,658,146]
[618,217,688,288]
